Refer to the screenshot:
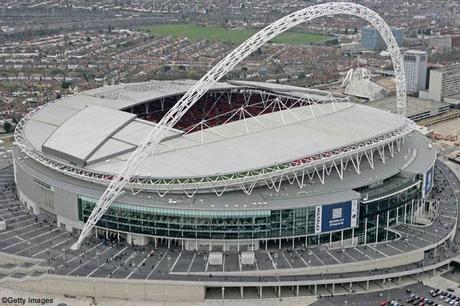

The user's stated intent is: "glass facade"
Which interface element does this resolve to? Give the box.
[78,196,319,240]
[356,179,421,244]
[78,175,422,245]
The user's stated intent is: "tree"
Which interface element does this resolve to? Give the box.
[186,70,199,79]
[3,122,12,133]
[61,80,72,89]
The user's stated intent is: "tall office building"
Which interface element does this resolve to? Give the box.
[428,64,460,102]
[361,26,405,50]
[403,50,427,95]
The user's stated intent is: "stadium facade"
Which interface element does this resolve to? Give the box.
[13,79,436,252]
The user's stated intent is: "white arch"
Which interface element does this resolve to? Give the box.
[71,2,406,250]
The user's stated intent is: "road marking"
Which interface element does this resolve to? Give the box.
[280,251,293,268]
[2,228,59,250]
[254,256,259,270]
[325,249,341,264]
[90,246,129,278]
[0,221,37,236]
[67,245,113,276]
[3,213,30,221]
[32,236,75,257]
[59,242,105,268]
[15,231,68,255]
[354,247,372,260]
[187,252,196,272]
[266,251,277,269]
[385,243,404,254]
[310,249,326,266]
[341,250,358,262]
[294,250,309,267]
[368,245,389,257]
[0,225,44,241]
[145,252,167,280]
[170,251,182,272]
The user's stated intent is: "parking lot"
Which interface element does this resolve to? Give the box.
[310,281,460,306]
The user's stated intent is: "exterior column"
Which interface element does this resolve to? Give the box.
[375,214,379,244]
[296,285,299,296]
[340,231,344,247]
[240,286,243,298]
[386,210,390,241]
[329,232,332,247]
[349,282,352,293]
[332,283,335,295]
[411,200,415,225]
[351,227,355,246]
[396,206,399,224]
[366,280,369,291]
[221,287,225,299]
[279,239,281,250]
[259,286,263,298]
[364,218,368,245]
[314,284,317,296]
[404,203,408,224]
[278,286,281,298]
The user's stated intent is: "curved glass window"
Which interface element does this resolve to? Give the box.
[78,179,421,242]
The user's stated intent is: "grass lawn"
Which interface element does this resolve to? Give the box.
[142,24,331,45]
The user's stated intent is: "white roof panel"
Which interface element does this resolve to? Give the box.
[30,103,81,126]
[112,119,182,146]
[42,105,136,165]
[86,139,135,165]
[23,120,57,150]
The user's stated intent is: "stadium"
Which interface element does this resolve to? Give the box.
[0,2,459,303]
[13,79,435,251]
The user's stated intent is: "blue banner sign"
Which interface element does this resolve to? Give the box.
[422,166,434,199]
[314,200,358,234]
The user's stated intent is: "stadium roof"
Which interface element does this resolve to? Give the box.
[16,130,435,210]
[22,80,409,179]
